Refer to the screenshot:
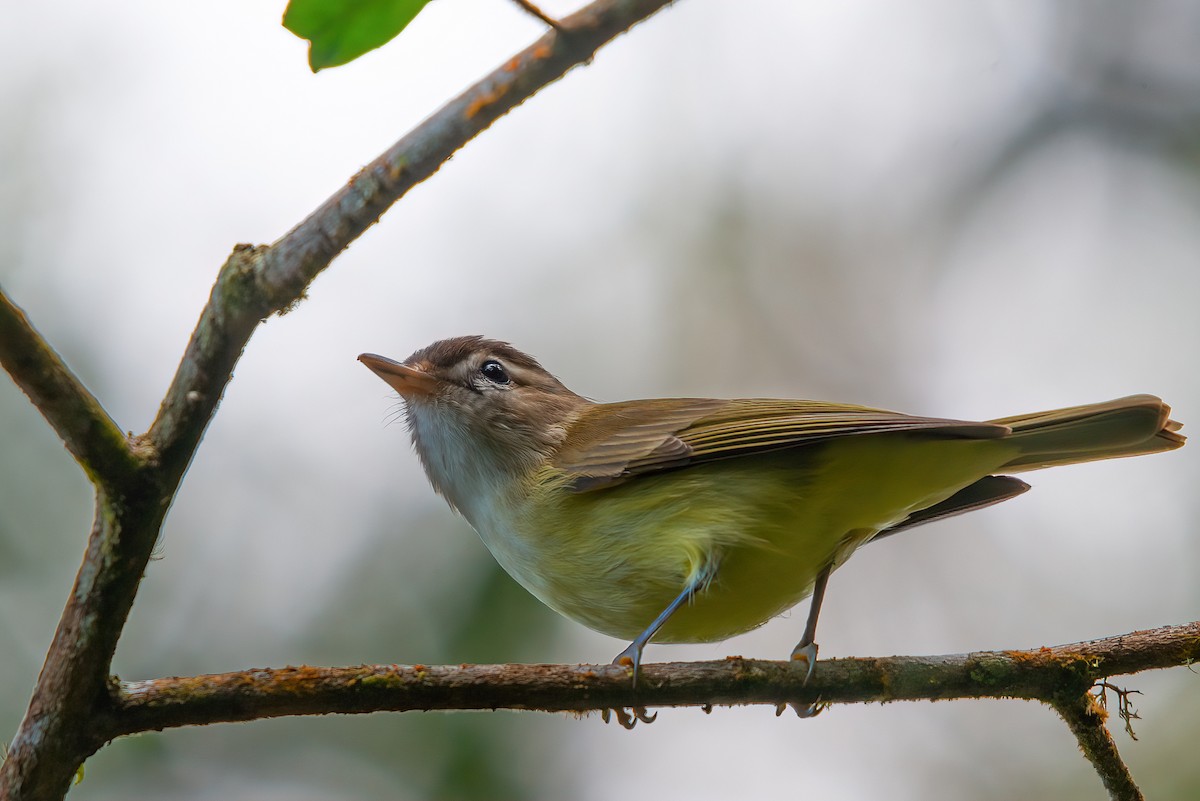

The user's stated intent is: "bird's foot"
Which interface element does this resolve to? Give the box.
[775,700,829,718]
[612,644,644,688]
[789,640,819,683]
[601,706,657,729]
[604,645,657,727]
[774,639,823,718]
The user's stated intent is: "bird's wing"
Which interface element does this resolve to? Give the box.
[552,398,1010,492]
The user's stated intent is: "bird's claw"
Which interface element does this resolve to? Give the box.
[790,640,819,684]
[775,700,829,718]
[602,706,657,729]
[603,644,656,727]
[774,639,824,718]
[612,645,641,687]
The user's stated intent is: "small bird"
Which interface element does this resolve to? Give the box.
[360,336,1184,714]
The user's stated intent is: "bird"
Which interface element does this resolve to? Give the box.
[359,335,1184,722]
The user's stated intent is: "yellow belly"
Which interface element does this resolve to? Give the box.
[474,433,1018,643]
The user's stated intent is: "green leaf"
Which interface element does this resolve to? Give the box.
[283,0,436,72]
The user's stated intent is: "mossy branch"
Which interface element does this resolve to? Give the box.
[0,289,142,488]
[98,622,1200,741]
[1052,692,1144,801]
[100,622,1198,801]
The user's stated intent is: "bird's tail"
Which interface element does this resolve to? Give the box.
[991,394,1185,472]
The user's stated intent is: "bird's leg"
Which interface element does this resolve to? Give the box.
[791,563,831,679]
[778,563,832,719]
[605,574,706,728]
[612,578,699,686]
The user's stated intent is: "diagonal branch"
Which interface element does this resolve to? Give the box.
[148,0,678,482]
[103,622,1200,738]
[1,3,680,799]
[0,287,141,487]
[1052,692,1143,801]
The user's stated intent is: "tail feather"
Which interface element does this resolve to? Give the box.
[991,394,1185,472]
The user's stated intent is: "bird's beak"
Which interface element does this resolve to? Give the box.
[358,353,441,398]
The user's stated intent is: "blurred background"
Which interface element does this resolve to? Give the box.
[2,0,1198,798]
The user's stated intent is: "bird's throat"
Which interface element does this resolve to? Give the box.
[406,401,552,523]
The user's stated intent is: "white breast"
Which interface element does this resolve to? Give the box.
[407,403,549,594]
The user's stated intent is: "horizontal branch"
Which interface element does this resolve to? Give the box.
[0,287,142,487]
[106,621,1200,738]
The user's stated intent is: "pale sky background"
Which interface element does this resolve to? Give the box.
[2,1,1198,799]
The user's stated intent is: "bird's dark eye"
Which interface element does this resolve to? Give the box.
[480,360,511,385]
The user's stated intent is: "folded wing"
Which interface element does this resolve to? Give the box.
[554,398,1010,492]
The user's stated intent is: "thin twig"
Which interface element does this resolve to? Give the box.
[105,622,1200,738]
[510,0,566,30]
[0,288,143,487]
[1052,692,1143,801]
[1094,681,1143,740]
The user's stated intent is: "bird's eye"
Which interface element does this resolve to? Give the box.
[480,360,511,385]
